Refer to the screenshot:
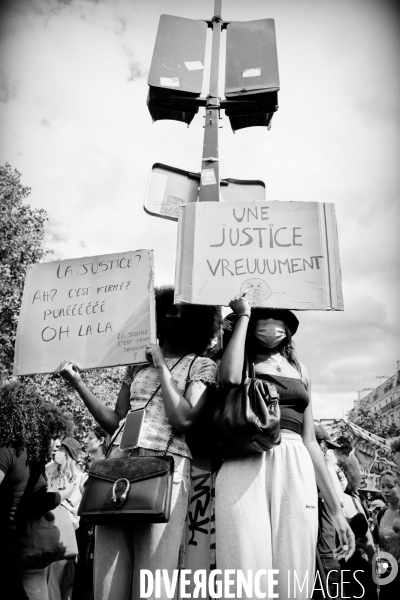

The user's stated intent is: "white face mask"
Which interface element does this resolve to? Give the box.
[54,450,67,465]
[254,321,286,348]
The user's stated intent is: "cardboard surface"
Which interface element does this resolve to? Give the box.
[13,250,155,375]
[175,201,343,310]
[323,419,397,492]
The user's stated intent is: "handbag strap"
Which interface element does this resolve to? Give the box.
[106,354,190,458]
[245,352,253,379]
[184,355,198,395]
[351,495,360,513]
[246,352,279,402]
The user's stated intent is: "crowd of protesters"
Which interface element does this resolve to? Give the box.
[1,287,400,599]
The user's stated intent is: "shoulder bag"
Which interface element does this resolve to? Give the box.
[18,497,78,569]
[187,354,281,459]
[78,355,194,525]
[212,354,281,457]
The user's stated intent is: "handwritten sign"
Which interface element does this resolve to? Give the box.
[13,250,156,375]
[174,201,343,310]
[326,419,397,492]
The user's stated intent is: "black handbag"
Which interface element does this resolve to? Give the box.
[78,356,189,525]
[188,354,281,458]
[77,454,174,525]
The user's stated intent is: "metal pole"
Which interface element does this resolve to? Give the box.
[199,0,222,202]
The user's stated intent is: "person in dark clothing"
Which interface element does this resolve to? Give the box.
[0,380,74,599]
[338,441,377,600]
[0,444,30,600]
[314,426,343,599]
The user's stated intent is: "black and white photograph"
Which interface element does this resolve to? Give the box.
[1,1,399,598]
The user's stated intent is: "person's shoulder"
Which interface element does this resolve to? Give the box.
[299,362,310,387]
[190,356,218,382]
[0,446,15,459]
[193,356,218,369]
[0,446,26,471]
[194,356,216,366]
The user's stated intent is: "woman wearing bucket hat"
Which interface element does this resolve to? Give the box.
[216,294,355,600]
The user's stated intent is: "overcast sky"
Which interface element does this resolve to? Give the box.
[1,0,399,419]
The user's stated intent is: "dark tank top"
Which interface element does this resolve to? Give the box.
[256,374,310,434]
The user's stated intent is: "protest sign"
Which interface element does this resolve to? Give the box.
[175,201,343,310]
[323,419,397,492]
[13,250,155,375]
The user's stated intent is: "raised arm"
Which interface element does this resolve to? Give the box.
[219,294,251,386]
[58,361,130,435]
[301,396,355,561]
[145,345,215,434]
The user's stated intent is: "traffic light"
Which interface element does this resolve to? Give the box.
[147,15,207,125]
[224,19,279,131]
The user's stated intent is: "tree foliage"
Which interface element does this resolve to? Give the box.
[0,164,121,455]
[349,406,400,439]
[28,368,121,448]
[0,164,49,378]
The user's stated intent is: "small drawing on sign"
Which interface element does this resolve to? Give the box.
[243,67,261,78]
[240,278,272,306]
[160,195,184,218]
[185,61,204,71]
[201,169,216,186]
[160,77,180,87]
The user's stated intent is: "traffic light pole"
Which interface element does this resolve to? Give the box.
[199,0,222,202]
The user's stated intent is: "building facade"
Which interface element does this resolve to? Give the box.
[349,360,400,428]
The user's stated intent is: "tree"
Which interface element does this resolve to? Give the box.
[0,164,49,378]
[33,369,120,448]
[0,164,121,452]
[349,406,400,438]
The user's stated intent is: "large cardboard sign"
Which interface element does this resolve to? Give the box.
[175,201,343,310]
[13,250,156,375]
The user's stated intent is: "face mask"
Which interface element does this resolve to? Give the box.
[254,324,286,348]
[54,450,67,465]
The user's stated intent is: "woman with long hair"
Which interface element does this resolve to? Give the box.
[216,296,355,599]
[85,425,109,462]
[46,438,83,600]
[46,438,83,524]
[59,286,221,600]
